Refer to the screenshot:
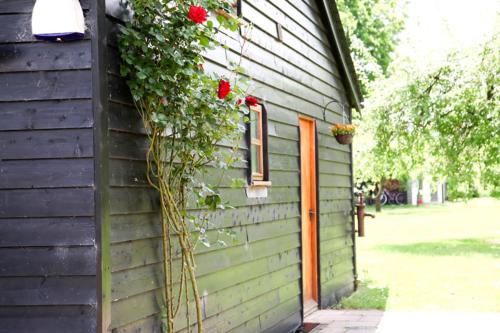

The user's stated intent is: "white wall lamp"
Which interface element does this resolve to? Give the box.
[32,0,85,42]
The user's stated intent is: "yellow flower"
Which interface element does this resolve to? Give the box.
[331,123,356,135]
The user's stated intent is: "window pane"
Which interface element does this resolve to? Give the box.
[251,144,260,174]
[250,110,260,140]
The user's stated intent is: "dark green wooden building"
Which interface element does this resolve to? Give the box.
[0,0,362,332]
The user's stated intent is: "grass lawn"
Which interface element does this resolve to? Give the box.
[336,198,500,312]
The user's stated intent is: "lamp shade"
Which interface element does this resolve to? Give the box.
[32,0,85,41]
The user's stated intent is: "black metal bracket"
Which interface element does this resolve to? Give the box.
[322,99,350,122]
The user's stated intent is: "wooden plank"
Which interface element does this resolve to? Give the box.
[0,305,96,333]
[319,187,352,201]
[318,174,352,188]
[0,129,93,160]
[113,265,298,330]
[198,202,300,229]
[111,251,300,302]
[0,14,90,43]
[111,238,162,273]
[226,316,260,333]
[202,265,301,319]
[320,249,353,272]
[269,153,299,171]
[265,103,301,127]
[204,59,336,121]
[0,159,94,189]
[245,217,300,243]
[0,188,94,218]
[0,217,95,247]
[269,121,299,141]
[111,232,299,275]
[108,102,145,134]
[0,100,92,131]
[0,0,90,14]
[0,276,96,305]
[318,147,351,164]
[199,281,299,333]
[111,289,162,329]
[0,246,96,276]
[0,71,92,102]
[109,187,159,215]
[221,8,343,81]
[108,74,133,105]
[318,160,352,176]
[111,253,300,330]
[110,314,161,333]
[0,41,91,73]
[318,211,351,228]
[109,131,149,161]
[259,298,302,333]
[109,159,149,187]
[244,0,333,60]
[261,311,302,333]
[269,170,300,187]
[110,212,160,243]
[207,46,343,111]
[318,199,352,215]
[319,224,352,241]
[320,277,355,307]
[320,261,354,285]
[320,233,353,254]
[268,136,299,156]
[185,187,300,209]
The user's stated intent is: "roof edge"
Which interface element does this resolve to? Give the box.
[316,0,363,111]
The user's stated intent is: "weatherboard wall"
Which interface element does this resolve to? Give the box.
[0,0,355,331]
[104,0,355,332]
[0,1,97,332]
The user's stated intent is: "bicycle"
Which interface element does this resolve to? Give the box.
[380,189,405,205]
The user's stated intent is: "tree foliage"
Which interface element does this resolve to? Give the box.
[357,36,499,198]
[336,0,406,94]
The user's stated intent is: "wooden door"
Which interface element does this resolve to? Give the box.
[299,117,318,314]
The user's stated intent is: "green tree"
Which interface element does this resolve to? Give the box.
[336,0,406,95]
[363,36,499,200]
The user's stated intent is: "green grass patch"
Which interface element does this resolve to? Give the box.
[353,198,500,312]
[335,281,389,310]
[377,238,500,258]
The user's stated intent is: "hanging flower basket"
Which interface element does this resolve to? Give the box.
[331,123,356,145]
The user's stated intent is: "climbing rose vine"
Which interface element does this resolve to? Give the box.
[119,1,251,332]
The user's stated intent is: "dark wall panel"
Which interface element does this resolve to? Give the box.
[0,100,93,131]
[0,41,92,72]
[0,217,95,247]
[0,306,96,333]
[0,1,97,331]
[0,71,92,102]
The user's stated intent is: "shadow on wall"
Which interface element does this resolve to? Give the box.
[376,238,500,258]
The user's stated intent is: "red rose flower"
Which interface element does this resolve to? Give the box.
[218,80,231,99]
[236,98,243,105]
[188,5,207,24]
[245,96,258,106]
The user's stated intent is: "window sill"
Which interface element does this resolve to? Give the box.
[245,181,272,198]
[250,180,272,187]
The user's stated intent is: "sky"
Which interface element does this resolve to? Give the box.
[396,0,499,69]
